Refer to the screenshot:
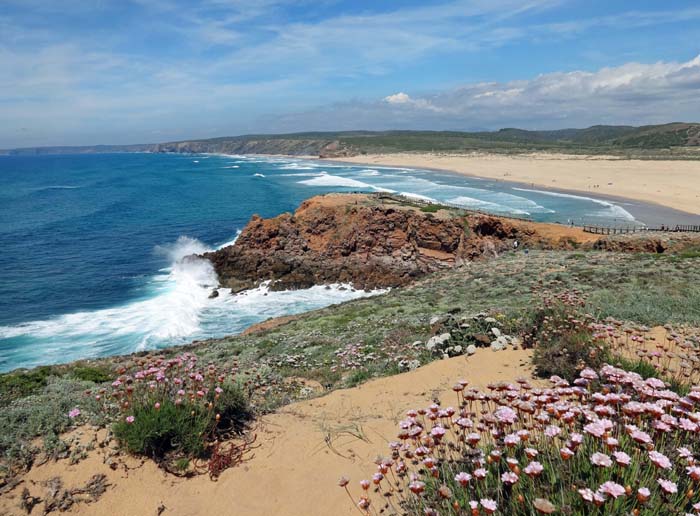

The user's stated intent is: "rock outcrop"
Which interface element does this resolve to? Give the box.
[202,193,594,292]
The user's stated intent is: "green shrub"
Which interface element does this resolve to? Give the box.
[71,366,112,384]
[524,300,609,381]
[420,204,444,213]
[0,366,59,406]
[113,400,210,458]
[112,382,250,461]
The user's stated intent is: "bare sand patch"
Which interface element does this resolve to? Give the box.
[0,348,533,516]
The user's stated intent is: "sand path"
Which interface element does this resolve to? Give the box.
[1,348,533,516]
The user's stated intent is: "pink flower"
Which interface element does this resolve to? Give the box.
[578,488,595,502]
[649,451,672,470]
[584,421,606,438]
[613,451,631,467]
[360,479,370,490]
[454,472,472,486]
[430,426,446,439]
[473,468,487,480]
[501,471,519,485]
[525,447,539,459]
[480,499,497,514]
[408,480,425,494]
[598,481,625,499]
[494,406,518,424]
[637,487,650,503]
[630,429,652,445]
[657,478,678,494]
[154,402,161,410]
[580,368,599,380]
[524,461,544,477]
[687,465,700,481]
[678,447,694,460]
[126,415,135,424]
[544,425,561,438]
[504,433,520,447]
[68,408,81,419]
[591,452,612,468]
[560,447,574,460]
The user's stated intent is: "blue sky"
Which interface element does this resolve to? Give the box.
[2,0,700,147]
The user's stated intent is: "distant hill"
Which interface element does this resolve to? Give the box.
[3,123,699,158]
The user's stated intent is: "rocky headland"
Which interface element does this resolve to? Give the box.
[203,193,598,292]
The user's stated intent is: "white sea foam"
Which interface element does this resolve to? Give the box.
[222,165,240,169]
[216,230,242,250]
[277,162,317,170]
[399,192,438,203]
[512,188,636,221]
[447,196,530,215]
[277,172,326,177]
[358,169,381,176]
[298,174,373,189]
[39,185,81,191]
[0,232,385,370]
[253,173,265,177]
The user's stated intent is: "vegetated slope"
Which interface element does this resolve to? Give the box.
[4,124,699,157]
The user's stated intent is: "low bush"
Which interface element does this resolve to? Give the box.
[0,366,59,406]
[525,292,609,381]
[93,353,252,471]
[71,366,112,384]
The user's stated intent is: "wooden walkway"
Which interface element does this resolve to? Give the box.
[582,224,700,235]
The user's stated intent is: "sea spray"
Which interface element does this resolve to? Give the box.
[0,232,386,371]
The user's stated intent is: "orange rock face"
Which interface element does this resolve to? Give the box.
[203,194,601,292]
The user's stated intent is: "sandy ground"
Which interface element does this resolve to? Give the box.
[1,348,534,516]
[333,153,700,216]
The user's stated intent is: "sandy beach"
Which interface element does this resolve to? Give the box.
[332,153,700,216]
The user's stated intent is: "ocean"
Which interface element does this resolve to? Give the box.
[0,153,638,372]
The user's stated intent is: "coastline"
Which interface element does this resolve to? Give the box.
[324,152,700,222]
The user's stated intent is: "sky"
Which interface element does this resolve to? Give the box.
[1,0,700,148]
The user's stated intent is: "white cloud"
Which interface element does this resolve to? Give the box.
[384,92,412,104]
[274,55,700,131]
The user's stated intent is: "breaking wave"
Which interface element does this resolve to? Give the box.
[0,233,385,371]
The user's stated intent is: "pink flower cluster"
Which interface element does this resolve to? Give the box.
[344,364,700,514]
[90,352,238,424]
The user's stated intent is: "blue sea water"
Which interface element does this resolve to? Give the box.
[0,153,637,371]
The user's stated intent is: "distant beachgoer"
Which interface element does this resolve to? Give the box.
[513,240,519,250]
